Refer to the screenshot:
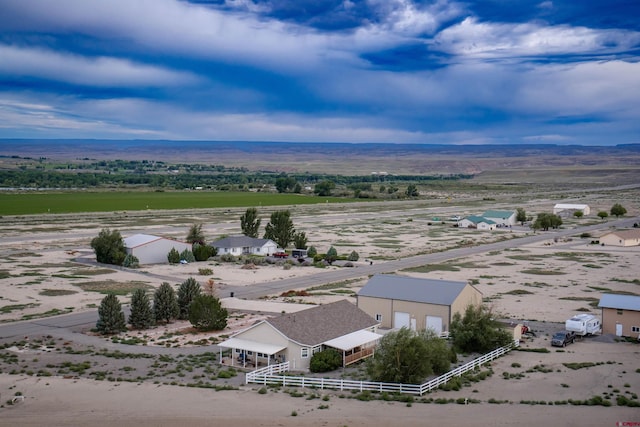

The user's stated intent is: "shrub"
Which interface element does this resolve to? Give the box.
[193,243,216,261]
[180,249,196,263]
[309,349,342,373]
[122,254,140,268]
[347,250,359,261]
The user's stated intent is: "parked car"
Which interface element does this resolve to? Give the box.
[551,330,576,347]
[273,251,288,258]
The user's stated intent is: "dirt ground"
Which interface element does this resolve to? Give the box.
[1,193,640,426]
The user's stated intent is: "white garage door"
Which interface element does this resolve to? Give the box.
[426,316,443,335]
[393,311,410,329]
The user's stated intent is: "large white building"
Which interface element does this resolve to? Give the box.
[124,234,192,265]
[553,203,590,216]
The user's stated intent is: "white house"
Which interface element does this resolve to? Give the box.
[553,203,591,216]
[599,229,640,247]
[481,210,516,226]
[218,300,381,371]
[211,235,278,256]
[123,234,192,265]
[458,215,496,231]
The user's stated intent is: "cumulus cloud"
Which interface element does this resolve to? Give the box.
[433,17,640,60]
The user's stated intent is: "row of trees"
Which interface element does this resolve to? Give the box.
[95,278,228,334]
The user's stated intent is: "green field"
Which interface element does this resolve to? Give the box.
[0,191,352,215]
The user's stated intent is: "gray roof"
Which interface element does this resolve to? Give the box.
[211,235,274,248]
[357,274,470,306]
[598,293,640,311]
[267,299,378,346]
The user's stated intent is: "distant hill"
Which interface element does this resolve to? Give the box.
[2,139,639,176]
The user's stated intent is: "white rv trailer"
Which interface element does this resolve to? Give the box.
[565,314,601,336]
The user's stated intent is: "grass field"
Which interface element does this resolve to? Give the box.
[0,191,352,215]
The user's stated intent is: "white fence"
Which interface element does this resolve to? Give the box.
[246,340,519,396]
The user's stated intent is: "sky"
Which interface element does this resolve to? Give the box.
[0,0,639,145]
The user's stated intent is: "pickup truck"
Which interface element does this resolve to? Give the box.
[551,330,576,347]
[273,252,288,258]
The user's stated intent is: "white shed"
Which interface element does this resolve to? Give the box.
[553,203,590,216]
[124,234,192,265]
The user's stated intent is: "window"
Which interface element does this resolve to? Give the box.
[617,309,624,315]
[375,314,383,322]
[301,347,309,358]
[632,326,640,333]
[312,345,322,354]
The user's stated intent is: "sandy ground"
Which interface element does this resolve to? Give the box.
[2,335,640,427]
[1,197,640,425]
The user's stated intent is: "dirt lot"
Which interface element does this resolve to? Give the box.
[1,190,639,426]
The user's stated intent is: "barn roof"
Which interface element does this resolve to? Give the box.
[357,274,472,306]
[211,235,275,248]
[554,203,589,209]
[598,294,640,311]
[266,299,378,347]
[482,210,514,218]
[123,234,162,248]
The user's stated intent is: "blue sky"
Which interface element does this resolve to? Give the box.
[0,0,639,145]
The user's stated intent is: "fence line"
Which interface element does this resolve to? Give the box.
[246,340,519,396]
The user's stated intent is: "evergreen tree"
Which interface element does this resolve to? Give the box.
[96,293,127,334]
[405,184,419,197]
[516,208,527,225]
[293,231,308,249]
[186,223,205,244]
[325,246,338,265]
[167,247,180,264]
[122,254,140,268]
[306,246,317,257]
[240,207,261,238]
[177,277,201,320]
[347,250,359,261]
[188,295,228,331]
[263,210,295,249]
[91,228,126,265]
[129,288,154,329]
[154,282,179,324]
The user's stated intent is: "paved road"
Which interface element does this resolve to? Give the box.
[1,216,637,348]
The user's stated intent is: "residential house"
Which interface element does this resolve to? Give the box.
[598,294,640,338]
[553,203,591,217]
[458,215,496,231]
[218,300,381,371]
[482,210,516,226]
[356,274,483,335]
[123,234,191,265]
[599,229,640,247]
[211,235,278,256]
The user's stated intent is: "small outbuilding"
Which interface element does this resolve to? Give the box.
[356,274,483,335]
[123,234,191,265]
[553,203,590,217]
[211,235,278,256]
[599,229,640,247]
[218,300,381,371]
[598,293,640,338]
